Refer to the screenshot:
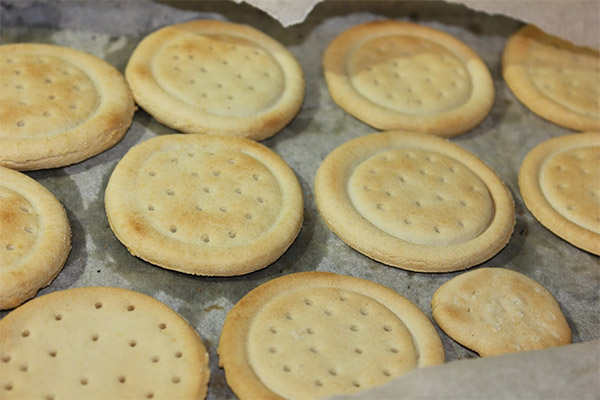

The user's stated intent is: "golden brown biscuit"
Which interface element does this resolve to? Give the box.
[0,286,210,399]
[105,133,303,276]
[0,166,71,310]
[519,132,600,254]
[503,25,600,131]
[0,43,135,170]
[432,267,571,357]
[314,131,515,272]
[218,271,444,399]
[322,20,494,137]
[125,20,305,140]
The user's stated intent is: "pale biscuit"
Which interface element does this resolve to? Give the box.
[314,131,515,272]
[431,267,572,357]
[218,271,444,399]
[0,166,71,310]
[519,132,600,255]
[503,25,600,131]
[322,20,494,137]
[0,43,135,171]
[0,286,209,399]
[105,134,303,276]
[125,19,305,141]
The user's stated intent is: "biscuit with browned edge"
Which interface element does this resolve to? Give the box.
[503,25,600,131]
[125,20,305,141]
[314,131,515,272]
[431,267,571,357]
[0,43,135,170]
[0,286,210,399]
[519,132,600,255]
[218,271,444,399]
[105,134,303,276]
[322,20,494,137]
[0,166,71,310]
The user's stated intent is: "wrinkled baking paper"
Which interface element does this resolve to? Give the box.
[240,0,600,49]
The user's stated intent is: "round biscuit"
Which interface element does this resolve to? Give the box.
[502,25,600,131]
[322,20,494,137]
[125,19,305,141]
[431,267,572,357]
[0,286,210,399]
[105,133,303,276]
[0,43,135,170]
[0,166,71,310]
[518,132,600,255]
[218,271,444,399]
[314,131,515,272]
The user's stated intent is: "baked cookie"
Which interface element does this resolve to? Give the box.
[105,134,303,276]
[125,20,305,141]
[431,267,571,357]
[0,286,210,399]
[0,43,135,170]
[218,271,444,399]
[314,131,515,272]
[322,20,494,137]
[503,25,600,131]
[519,132,600,255]
[0,166,71,310]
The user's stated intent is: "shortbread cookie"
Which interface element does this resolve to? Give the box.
[0,43,135,170]
[503,25,600,131]
[0,166,71,310]
[0,286,210,399]
[218,271,444,399]
[519,132,600,255]
[431,267,571,357]
[125,20,305,141]
[322,20,494,137]
[314,131,515,272]
[105,134,303,276]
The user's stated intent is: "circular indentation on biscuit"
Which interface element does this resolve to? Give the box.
[149,171,156,176]
[354,347,363,354]
[350,325,359,332]
[228,231,236,238]
[309,346,318,353]
[170,225,177,233]
[129,340,137,347]
[118,375,126,383]
[151,355,160,363]
[159,323,167,330]
[307,328,315,335]
[48,95,55,100]
[94,302,102,309]
[270,326,278,334]
[383,325,392,332]
[49,350,57,358]
[219,207,227,213]
[166,189,175,196]
[1,354,11,363]
[172,376,181,384]
[16,120,25,127]
[80,378,88,385]
[46,395,55,400]
[146,393,154,399]
[127,305,135,311]
[269,347,277,354]
[245,213,252,220]
[283,365,291,372]
[213,170,221,176]
[54,314,63,321]
[92,334,99,341]
[257,197,264,203]
[19,364,28,372]
[203,187,210,193]
[4,383,13,391]
[20,207,28,213]
[6,244,14,251]
[148,205,155,211]
[285,312,293,320]
[352,380,361,388]
[201,234,210,243]
[315,380,323,387]
[324,309,332,316]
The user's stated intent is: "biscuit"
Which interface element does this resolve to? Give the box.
[105,133,303,276]
[431,267,571,357]
[218,271,444,399]
[503,25,600,131]
[0,286,210,399]
[314,131,515,272]
[0,166,71,310]
[519,132,600,255]
[125,20,305,141]
[0,43,135,171]
[322,20,494,137]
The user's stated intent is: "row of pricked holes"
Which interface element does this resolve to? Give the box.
[4,206,35,250]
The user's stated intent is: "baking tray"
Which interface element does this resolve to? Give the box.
[1,1,599,399]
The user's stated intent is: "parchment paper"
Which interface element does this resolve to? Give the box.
[1,1,599,399]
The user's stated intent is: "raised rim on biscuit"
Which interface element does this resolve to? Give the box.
[518,132,600,255]
[0,43,135,171]
[125,19,305,141]
[218,271,444,399]
[502,25,600,132]
[314,131,515,272]
[0,166,71,310]
[105,133,304,276]
[322,20,495,137]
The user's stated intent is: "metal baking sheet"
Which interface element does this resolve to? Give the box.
[1,1,598,399]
